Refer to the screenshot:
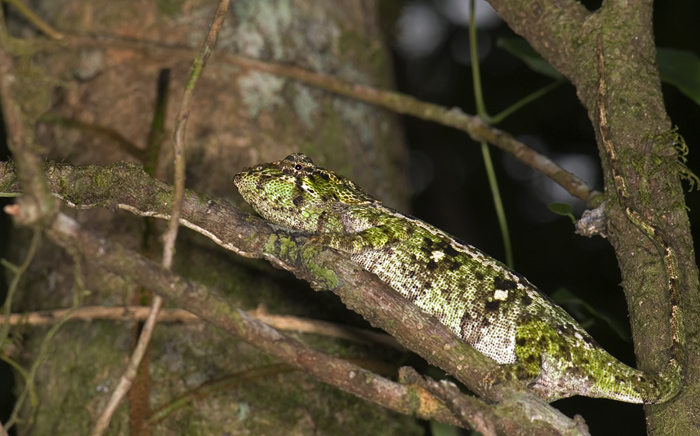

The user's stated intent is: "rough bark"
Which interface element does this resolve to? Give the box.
[1,0,697,435]
[2,1,417,434]
[489,1,700,434]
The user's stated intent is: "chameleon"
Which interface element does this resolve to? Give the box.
[233,153,682,404]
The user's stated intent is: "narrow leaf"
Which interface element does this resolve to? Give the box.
[497,37,563,80]
[657,48,700,106]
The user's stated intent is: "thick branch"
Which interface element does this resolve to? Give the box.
[42,212,461,425]
[486,0,590,85]
[0,160,587,434]
[489,1,700,434]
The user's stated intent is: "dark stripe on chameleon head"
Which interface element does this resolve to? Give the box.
[255,176,270,191]
[293,196,303,207]
[558,343,571,356]
[523,355,538,365]
[426,260,438,270]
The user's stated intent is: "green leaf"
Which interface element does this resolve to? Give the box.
[657,48,700,106]
[497,37,564,80]
[547,202,575,223]
[499,40,700,107]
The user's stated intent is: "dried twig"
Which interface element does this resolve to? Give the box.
[42,34,602,206]
[0,305,404,350]
[89,2,231,435]
[46,212,466,427]
[3,0,65,40]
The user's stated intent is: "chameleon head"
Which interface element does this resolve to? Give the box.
[233,153,376,232]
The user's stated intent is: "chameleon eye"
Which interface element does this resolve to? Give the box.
[295,164,303,171]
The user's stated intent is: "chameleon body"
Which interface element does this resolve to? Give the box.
[233,153,681,403]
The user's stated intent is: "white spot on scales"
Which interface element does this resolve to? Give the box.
[430,250,445,262]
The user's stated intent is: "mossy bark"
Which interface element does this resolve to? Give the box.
[490,1,700,434]
[4,1,416,434]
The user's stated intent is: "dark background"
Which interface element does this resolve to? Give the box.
[389,0,700,434]
[1,1,698,435]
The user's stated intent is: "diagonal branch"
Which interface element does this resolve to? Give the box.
[40,210,578,435]
[0,160,587,434]
[41,34,601,207]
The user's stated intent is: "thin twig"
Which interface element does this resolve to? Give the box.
[399,367,498,435]
[3,252,85,432]
[0,306,404,350]
[89,2,231,435]
[3,0,65,40]
[0,229,41,345]
[222,56,599,206]
[45,211,574,432]
[43,34,601,206]
[0,16,57,227]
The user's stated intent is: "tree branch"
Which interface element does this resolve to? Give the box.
[38,33,601,207]
[486,0,590,85]
[0,305,404,350]
[0,160,588,434]
[487,1,700,434]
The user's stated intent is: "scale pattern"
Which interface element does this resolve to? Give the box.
[233,153,681,403]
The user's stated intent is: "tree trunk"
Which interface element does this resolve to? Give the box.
[490,1,700,434]
[3,1,415,434]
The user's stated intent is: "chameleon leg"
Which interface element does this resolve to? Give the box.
[310,216,414,253]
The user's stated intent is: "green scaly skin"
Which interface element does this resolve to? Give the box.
[233,153,681,403]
